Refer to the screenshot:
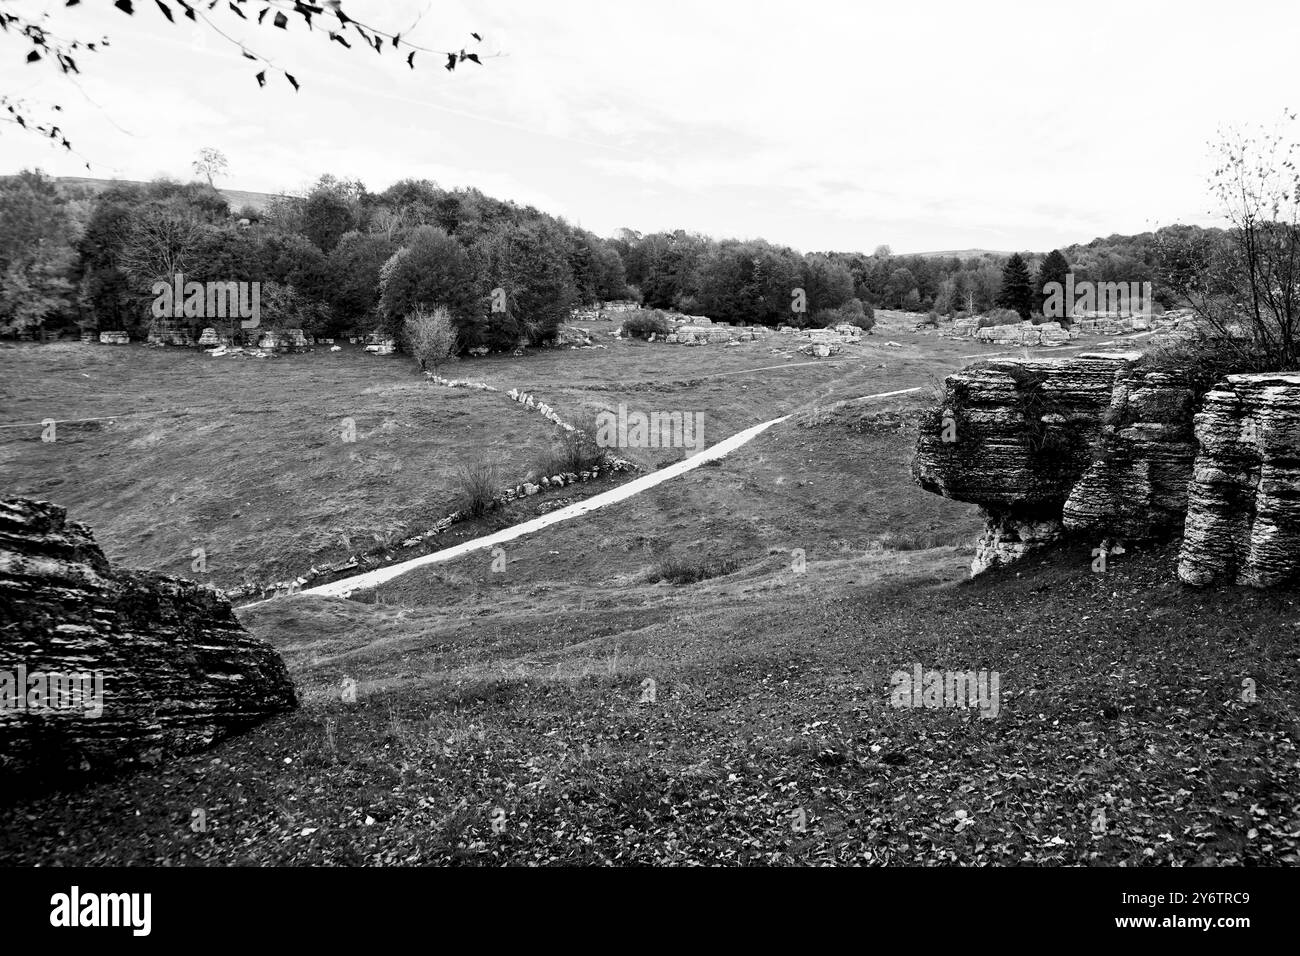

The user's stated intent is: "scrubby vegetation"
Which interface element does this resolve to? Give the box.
[651,554,740,585]
[403,307,459,374]
[619,309,675,339]
[533,418,604,477]
[805,298,875,331]
[976,308,1023,329]
[452,460,502,517]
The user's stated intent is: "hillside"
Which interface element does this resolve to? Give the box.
[55,176,278,213]
[908,248,1011,258]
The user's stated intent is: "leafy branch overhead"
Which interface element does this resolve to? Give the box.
[0,0,488,163]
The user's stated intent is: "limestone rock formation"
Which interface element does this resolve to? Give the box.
[915,354,1300,586]
[0,498,297,783]
[258,328,310,352]
[1061,367,1198,539]
[198,327,231,347]
[550,325,594,347]
[973,320,1074,347]
[912,352,1141,573]
[1178,373,1300,587]
[146,318,196,346]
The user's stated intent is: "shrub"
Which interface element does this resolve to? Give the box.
[403,306,459,372]
[807,308,842,329]
[257,281,332,336]
[533,416,604,476]
[1139,330,1277,400]
[377,226,479,339]
[839,297,875,331]
[652,554,740,585]
[805,298,875,331]
[452,460,500,517]
[675,294,701,314]
[621,308,674,339]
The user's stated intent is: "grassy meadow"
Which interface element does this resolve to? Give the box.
[4,317,1292,866]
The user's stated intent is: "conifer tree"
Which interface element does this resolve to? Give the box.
[996,253,1034,321]
[1036,249,1070,322]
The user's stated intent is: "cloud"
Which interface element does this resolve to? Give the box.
[0,0,1290,249]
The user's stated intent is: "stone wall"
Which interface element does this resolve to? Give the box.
[0,498,296,784]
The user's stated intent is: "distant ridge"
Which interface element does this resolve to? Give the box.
[55,176,278,213]
[907,248,1011,258]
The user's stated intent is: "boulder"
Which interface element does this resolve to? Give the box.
[146,320,195,347]
[99,331,130,345]
[0,499,296,784]
[974,514,1064,575]
[551,325,593,347]
[259,328,309,352]
[798,342,839,357]
[1178,373,1300,587]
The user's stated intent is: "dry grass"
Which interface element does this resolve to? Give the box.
[452,459,502,517]
[0,343,557,588]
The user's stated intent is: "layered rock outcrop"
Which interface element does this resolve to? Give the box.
[915,354,1300,587]
[1061,368,1198,540]
[915,353,1206,572]
[1178,373,1300,587]
[0,498,296,784]
[913,352,1153,573]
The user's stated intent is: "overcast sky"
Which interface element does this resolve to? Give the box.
[2,0,1295,252]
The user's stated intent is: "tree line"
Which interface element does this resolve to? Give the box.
[0,167,1230,346]
[0,171,627,350]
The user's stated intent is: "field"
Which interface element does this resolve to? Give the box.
[0,315,983,591]
[3,318,1295,865]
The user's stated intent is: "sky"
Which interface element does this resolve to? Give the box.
[1,0,1297,253]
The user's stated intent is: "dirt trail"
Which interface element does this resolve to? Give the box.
[260,385,925,602]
